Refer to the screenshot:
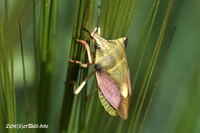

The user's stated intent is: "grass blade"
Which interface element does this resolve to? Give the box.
[59,0,95,132]
[0,3,16,132]
[36,0,58,132]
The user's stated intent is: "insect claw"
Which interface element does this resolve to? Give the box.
[68,59,75,63]
[76,39,81,42]
[67,59,71,62]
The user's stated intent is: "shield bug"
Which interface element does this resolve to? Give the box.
[69,28,131,119]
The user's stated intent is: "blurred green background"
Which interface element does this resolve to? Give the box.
[0,0,200,133]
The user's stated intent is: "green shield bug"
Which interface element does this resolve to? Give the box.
[69,28,132,119]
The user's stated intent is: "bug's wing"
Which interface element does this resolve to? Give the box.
[117,68,132,119]
[96,70,131,119]
[126,68,132,96]
[95,71,121,109]
[98,90,117,116]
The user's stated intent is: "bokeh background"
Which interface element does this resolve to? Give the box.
[0,0,200,133]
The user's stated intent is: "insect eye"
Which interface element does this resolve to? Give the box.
[124,38,128,48]
[95,64,101,71]
[96,44,101,49]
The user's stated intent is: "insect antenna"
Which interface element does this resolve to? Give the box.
[81,28,93,39]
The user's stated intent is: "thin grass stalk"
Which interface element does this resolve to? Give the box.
[115,120,124,133]
[19,21,30,123]
[123,0,138,34]
[101,0,138,37]
[84,79,95,122]
[32,0,40,126]
[83,81,101,133]
[129,0,157,76]
[37,0,58,132]
[58,0,82,130]
[132,0,174,132]
[138,25,176,133]
[132,0,160,89]
[68,0,96,129]
[126,0,160,132]
[115,0,138,35]
[59,0,95,132]
[0,2,16,132]
[86,102,102,133]
[173,62,200,133]
[32,0,39,89]
[103,117,113,133]
[67,97,80,133]
[129,0,160,129]
[107,0,120,33]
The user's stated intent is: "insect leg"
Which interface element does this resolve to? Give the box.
[68,59,93,68]
[74,71,95,94]
[76,39,93,63]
